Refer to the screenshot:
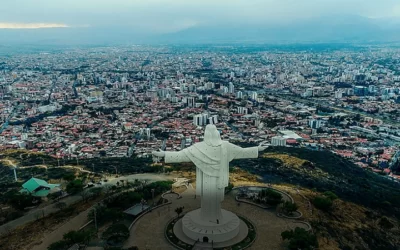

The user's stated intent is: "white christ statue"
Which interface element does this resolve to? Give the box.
[153,125,266,223]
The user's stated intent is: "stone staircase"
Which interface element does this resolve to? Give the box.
[192,241,213,250]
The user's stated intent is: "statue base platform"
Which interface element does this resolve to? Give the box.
[178,208,241,243]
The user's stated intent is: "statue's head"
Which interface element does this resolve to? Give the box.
[204,124,222,146]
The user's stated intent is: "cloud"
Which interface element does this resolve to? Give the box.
[0,23,68,29]
[0,0,399,33]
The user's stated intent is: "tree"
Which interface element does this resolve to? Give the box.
[63,230,94,245]
[80,189,91,202]
[88,205,125,226]
[102,223,130,246]
[281,201,299,215]
[8,192,35,210]
[63,173,76,182]
[175,206,184,217]
[53,202,67,210]
[89,187,103,198]
[47,240,70,250]
[66,179,84,194]
[281,227,318,250]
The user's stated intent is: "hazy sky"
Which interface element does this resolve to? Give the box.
[1,0,400,32]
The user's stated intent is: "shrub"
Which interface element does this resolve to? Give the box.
[323,191,338,201]
[47,240,70,250]
[259,188,283,206]
[63,229,94,245]
[103,223,130,246]
[281,227,318,250]
[66,179,84,194]
[88,205,126,225]
[281,201,299,215]
[379,216,394,229]
[312,196,333,211]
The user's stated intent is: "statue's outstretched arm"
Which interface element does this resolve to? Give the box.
[229,143,264,160]
[164,150,191,163]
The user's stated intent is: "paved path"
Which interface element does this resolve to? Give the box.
[125,187,305,250]
[124,186,198,250]
[0,173,176,235]
[0,194,82,235]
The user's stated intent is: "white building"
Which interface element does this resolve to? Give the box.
[193,113,209,126]
[271,136,287,146]
[228,82,235,94]
[236,91,243,99]
[237,107,248,115]
[187,97,196,108]
[334,91,343,99]
[208,115,218,125]
[309,119,324,129]
[250,91,258,100]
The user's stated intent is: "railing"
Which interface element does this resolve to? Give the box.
[191,239,199,249]
[128,201,172,230]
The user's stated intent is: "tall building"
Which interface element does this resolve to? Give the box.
[271,136,287,147]
[309,119,323,129]
[180,83,187,93]
[236,91,243,99]
[250,91,258,100]
[334,91,343,99]
[237,107,248,115]
[208,115,218,125]
[204,82,215,90]
[193,113,209,126]
[228,82,235,94]
[354,86,368,96]
[187,97,196,108]
[188,84,196,92]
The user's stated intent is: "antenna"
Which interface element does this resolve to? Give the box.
[13,168,17,182]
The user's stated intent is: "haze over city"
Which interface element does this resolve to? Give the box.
[1,1,400,250]
[1,0,400,45]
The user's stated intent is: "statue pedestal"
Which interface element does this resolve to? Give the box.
[180,208,240,243]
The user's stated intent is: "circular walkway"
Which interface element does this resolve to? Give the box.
[124,186,308,250]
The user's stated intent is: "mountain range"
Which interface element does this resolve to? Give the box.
[1,15,400,48]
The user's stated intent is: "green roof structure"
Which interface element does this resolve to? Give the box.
[20,177,60,197]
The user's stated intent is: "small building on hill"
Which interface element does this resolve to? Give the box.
[20,177,61,197]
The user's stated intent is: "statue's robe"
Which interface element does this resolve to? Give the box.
[165,141,258,222]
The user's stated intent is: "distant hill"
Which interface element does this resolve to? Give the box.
[157,15,400,44]
[0,15,400,49]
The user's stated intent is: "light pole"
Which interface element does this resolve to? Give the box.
[151,188,155,206]
[94,207,98,233]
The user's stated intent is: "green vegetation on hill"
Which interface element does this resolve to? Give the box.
[0,150,161,182]
[281,227,318,250]
[234,146,400,219]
